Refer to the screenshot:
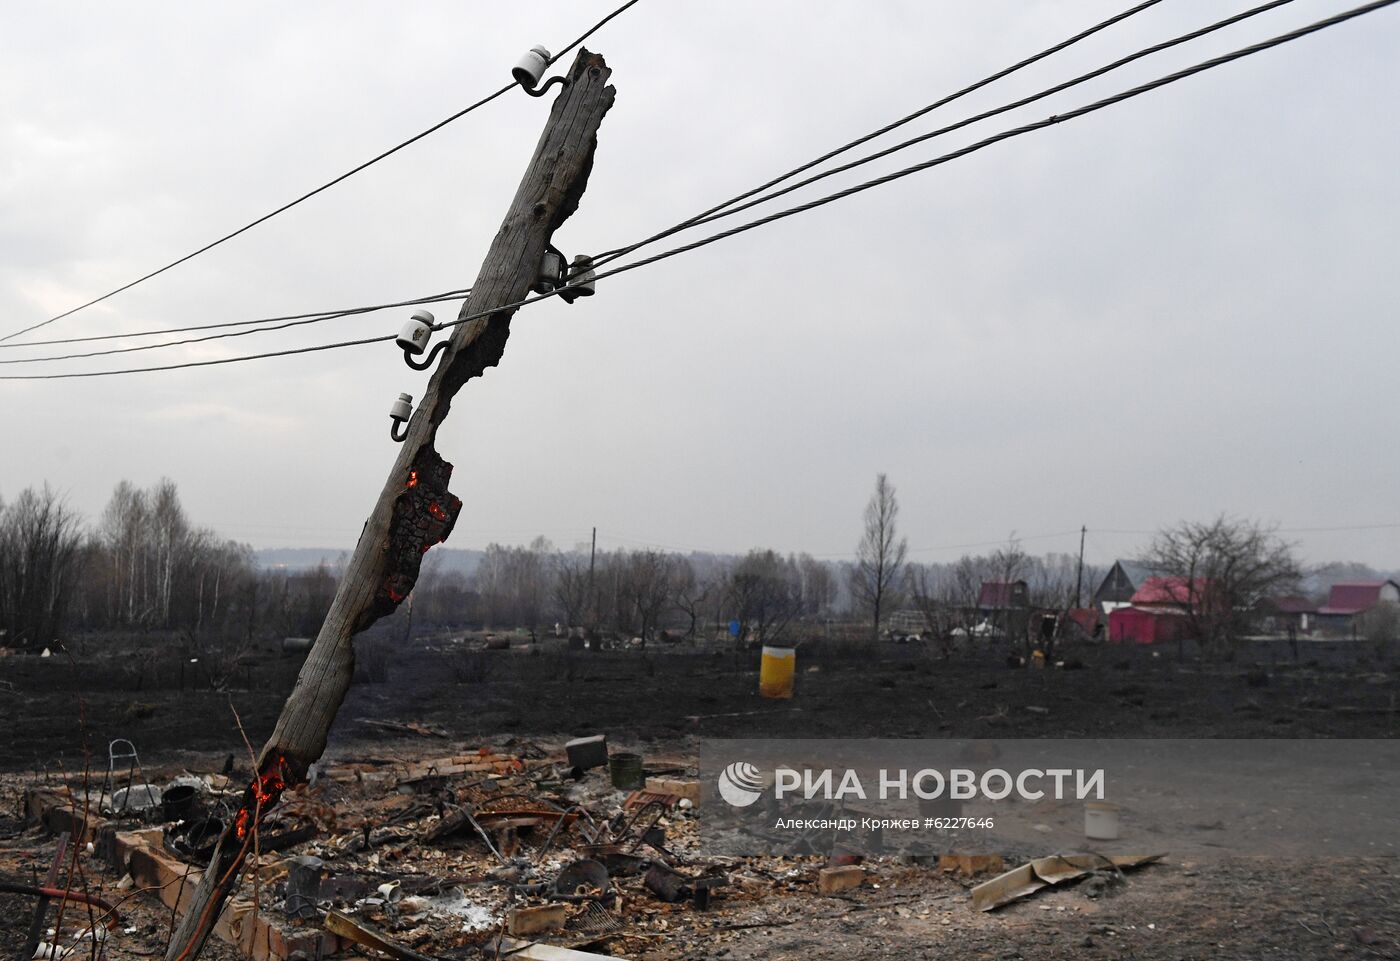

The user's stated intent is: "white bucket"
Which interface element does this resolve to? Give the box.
[1084,801,1120,840]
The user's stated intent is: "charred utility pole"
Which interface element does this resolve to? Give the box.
[165,49,615,961]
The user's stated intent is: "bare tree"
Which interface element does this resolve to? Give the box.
[591,550,636,638]
[88,478,251,633]
[519,536,555,633]
[415,567,474,627]
[0,487,85,650]
[948,554,988,636]
[1145,515,1303,656]
[796,553,836,617]
[1024,552,1082,610]
[991,537,1027,587]
[475,537,555,631]
[149,478,189,625]
[850,474,908,642]
[906,561,952,653]
[991,536,1030,647]
[99,480,148,625]
[553,552,591,631]
[670,556,712,641]
[624,549,678,644]
[727,550,803,648]
[181,531,258,688]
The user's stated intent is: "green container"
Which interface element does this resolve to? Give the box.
[608,752,644,790]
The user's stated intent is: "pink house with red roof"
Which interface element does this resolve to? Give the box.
[1107,576,1210,645]
[1128,576,1210,609]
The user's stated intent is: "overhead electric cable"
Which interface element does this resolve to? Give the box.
[798,529,1085,560]
[0,289,470,364]
[0,93,510,346]
[2,0,1286,358]
[4,0,1281,364]
[0,333,401,379]
[0,0,645,345]
[584,0,1168,271]
[4,0,1391,381]
[547,0,643,65]
[544,0,1398,307]
[587,0,1298,273]
[0,289,468,349]
[1098,522,1400,535]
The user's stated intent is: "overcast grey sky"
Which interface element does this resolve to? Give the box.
[2,1,1397,568]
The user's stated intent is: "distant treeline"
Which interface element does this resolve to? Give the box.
[0,479,1097,652]
[0,480,334,653]
[10,479,1390,657]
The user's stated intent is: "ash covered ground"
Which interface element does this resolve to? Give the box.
[1,632,1397,959]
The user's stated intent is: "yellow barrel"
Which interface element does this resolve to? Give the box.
[759,646,796,699]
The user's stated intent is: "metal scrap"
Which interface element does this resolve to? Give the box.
[970,852,1165,911]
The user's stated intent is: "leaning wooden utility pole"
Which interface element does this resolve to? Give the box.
[165,49,615,961]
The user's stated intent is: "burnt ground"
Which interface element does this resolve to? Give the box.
[3,630,1396,772]
[1,630,1398,959]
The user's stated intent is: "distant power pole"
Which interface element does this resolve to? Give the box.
[587,525,597,618]
[1074,525,1087,609]
[165,50,617,961]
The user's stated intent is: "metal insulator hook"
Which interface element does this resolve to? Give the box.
[403,341,449,371]
[389,393,413,443]
[521,75,570,98]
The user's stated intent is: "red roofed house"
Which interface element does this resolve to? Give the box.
[977,580,1029,639]
[1317,580,1400,636]
[1107,576,1206,645]
[1130,576,1209,608]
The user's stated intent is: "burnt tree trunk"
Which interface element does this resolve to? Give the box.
[164,49,615,961]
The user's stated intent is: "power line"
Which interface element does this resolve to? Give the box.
[798,529,1084,560]
[595,530,721,554]
[566,521,1400,560]
[1097,523,1400,534]
[586,0,1299,273]
[0,0,1292,372]
[1087,522,1400,536]
[0,0,645,345]
[1279,522,1400,534]
[548,0,643,66]
[0,332,403,379]
[0,89,510,346]
[5,0,1392,381]
[460,0,1397,328]
[0,288,470,364]
[910,530,1084,556]
[3,0,1116,352]
[540,0,1396,311]
[585,0,1168,273]
[0,288,468,349]
[1,0,1289,364]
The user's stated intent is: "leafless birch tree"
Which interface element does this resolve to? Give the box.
[850,474,908,642]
